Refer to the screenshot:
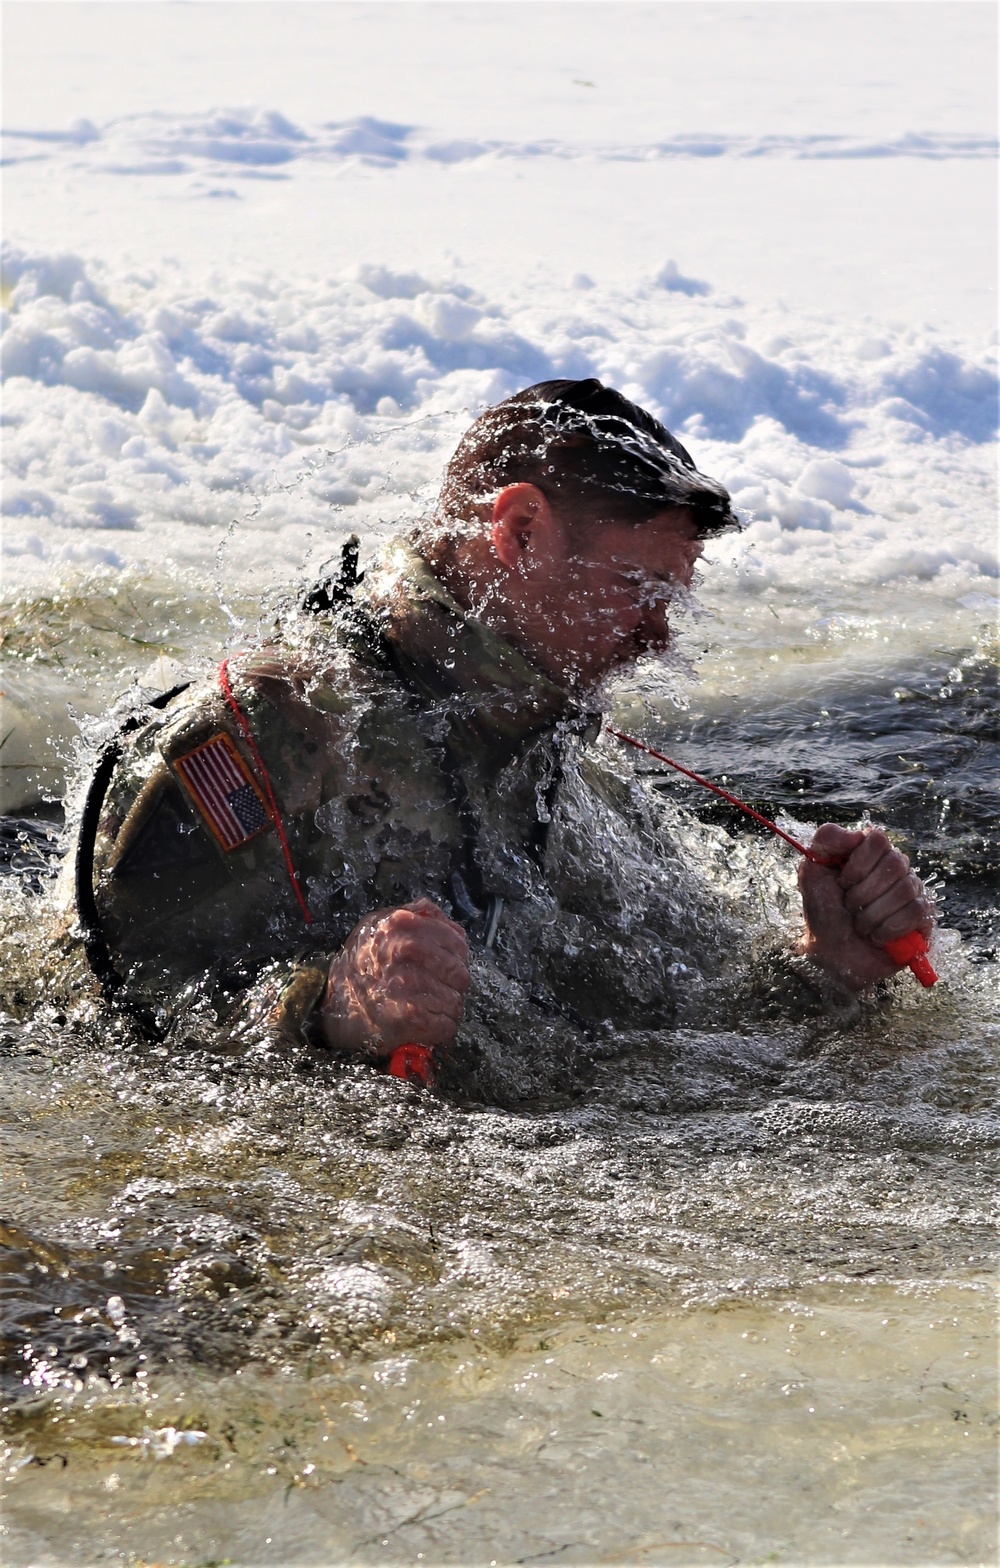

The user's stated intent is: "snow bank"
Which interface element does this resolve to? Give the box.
[1,8,995,817]
[3,109,995,182]
[3,241,995,609]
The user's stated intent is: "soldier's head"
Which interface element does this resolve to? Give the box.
[437,378,736,537]
[424,379,739,690]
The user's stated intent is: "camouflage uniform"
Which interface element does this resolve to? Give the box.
[81,541,831,1058]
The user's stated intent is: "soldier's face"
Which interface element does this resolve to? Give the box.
[533,506,705,687]
[483,484,705,689]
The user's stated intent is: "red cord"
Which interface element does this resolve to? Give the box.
[218,658,313,925]
[605,725,936,986]
[605,727,836,864]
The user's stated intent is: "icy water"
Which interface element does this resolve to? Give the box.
[1,566,997,1566]
[2,4,998,1544]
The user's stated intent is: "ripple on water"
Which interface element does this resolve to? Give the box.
[3,1286,996,1566]
[1,624,998,1564]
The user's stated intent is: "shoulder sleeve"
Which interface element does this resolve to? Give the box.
[226,957,331,1052]
[83,677,299,1009]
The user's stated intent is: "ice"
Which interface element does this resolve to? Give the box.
[6,106,997,183]
[2,244,995,611]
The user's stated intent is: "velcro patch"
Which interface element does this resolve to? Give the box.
[172,732,272,852]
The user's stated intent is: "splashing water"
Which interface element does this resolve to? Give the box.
[2,415,998,1563]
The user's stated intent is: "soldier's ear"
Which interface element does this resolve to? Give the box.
[491,484,551,569]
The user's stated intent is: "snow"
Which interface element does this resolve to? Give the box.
[3,242,994,614]
[2,3,997,634]
[4,3,993,142]
[7,105,995,177]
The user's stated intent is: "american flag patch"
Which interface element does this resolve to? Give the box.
[172,732,273,852]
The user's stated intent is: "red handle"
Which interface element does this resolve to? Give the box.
[882,931,937,988]
[387,1043,436,1087]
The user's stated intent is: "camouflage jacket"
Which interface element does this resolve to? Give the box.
[81,541,830,1060]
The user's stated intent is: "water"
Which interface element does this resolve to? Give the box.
[4,0,997,1550]
[1,560,998,1565]
[4,1291,995,1565]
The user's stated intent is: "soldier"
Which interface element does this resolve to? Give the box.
[73,379,933,1075]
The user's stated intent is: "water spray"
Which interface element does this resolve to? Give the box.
[221,641,937,1089]
[386,726,938,1090]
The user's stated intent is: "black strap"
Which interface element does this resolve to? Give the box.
[367,631,504,945]
[301,535,360,615]
[74,683,190,1028]
[430,738,505,948]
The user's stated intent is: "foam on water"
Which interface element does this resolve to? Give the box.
[1,951,997,1562]
[4,1289,995,1566]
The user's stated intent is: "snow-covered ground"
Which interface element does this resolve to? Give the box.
[2,238,996,599]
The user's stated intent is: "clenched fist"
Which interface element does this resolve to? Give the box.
[319,897,471,1056]
[798,824,934,991]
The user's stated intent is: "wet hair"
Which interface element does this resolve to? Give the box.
[437,378,739,538]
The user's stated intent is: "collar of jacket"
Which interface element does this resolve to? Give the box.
[362,539,599,763]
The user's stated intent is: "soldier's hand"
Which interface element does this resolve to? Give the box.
[797,824,933,991]
[319,897,471,1057]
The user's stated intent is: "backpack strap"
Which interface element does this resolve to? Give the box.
[74,683,190,1026]
[304,539,504,944]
